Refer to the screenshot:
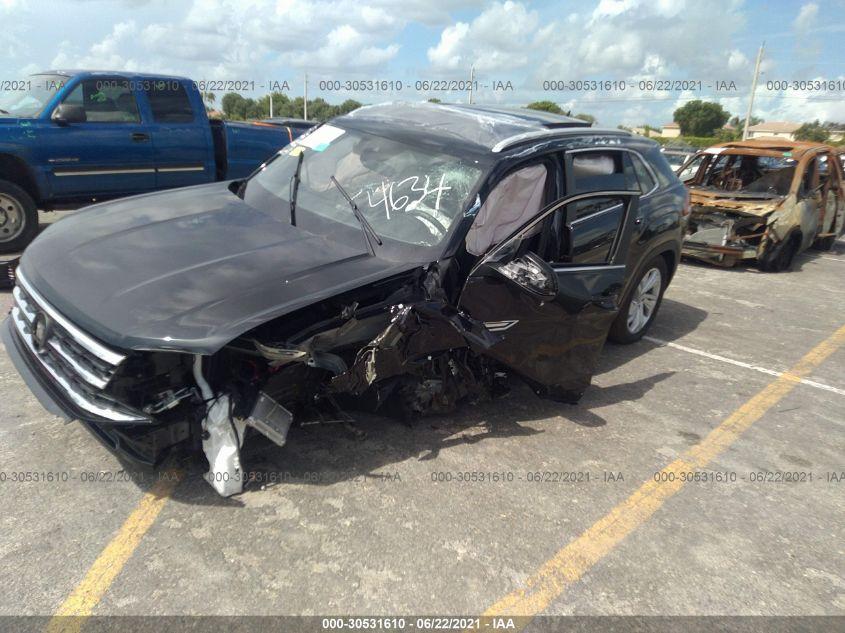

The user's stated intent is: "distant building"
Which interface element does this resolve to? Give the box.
[828,129,844,142]
[631,126,660,138]
[661,122,681,138]
[747,121,801,141]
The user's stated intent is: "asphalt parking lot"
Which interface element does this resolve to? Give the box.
[0,233,843,627]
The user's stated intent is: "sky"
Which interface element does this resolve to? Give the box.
[2,0,845,127]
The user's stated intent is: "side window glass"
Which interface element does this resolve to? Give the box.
[63,79,140,123]
[465,164,548,256]
[145,81,194,123]
[631,154,657,193]
[571,152,629,193]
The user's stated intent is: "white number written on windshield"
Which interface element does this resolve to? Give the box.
[360,174,452,217]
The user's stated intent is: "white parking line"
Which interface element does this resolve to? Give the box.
[819,256,845,263]
[644,336,845,397]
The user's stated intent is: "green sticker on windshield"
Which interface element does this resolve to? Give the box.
[783,151,792,157]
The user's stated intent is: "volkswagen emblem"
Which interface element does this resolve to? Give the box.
[32,312,51,352]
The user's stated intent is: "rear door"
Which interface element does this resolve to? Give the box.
[460,154,639,402]
[40,76,155,197]
[141,80,214,189]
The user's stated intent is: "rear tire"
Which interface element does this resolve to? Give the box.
[814,234,837,251]
[0,180,38,253]
[608,256,668,344]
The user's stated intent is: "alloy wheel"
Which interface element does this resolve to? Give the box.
[626,267,662,334]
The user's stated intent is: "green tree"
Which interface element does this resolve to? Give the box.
[202,91,216,111]
[427,98,442,104]
[221,92,248,119]
[525,100,564,114]
[334,99,362,117]
[795,120,829,142]
[673,100,730,136]
[729,115,761,130]
[574,113,596,125]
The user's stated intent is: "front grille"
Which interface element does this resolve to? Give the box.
[10,271,148,423]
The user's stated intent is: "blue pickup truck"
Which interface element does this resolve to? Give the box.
[0,70,302,252]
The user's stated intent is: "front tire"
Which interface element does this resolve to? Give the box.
[0,180,38,253]
[759,233,800,272]
[608,256,668,344]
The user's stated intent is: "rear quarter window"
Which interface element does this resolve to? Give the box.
[642,148,680,189]
[145,81,195,123]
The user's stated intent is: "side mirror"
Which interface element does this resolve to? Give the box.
[491,251,557,297]
[51,103,86,125]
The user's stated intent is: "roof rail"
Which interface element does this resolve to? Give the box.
[491,127,631,153]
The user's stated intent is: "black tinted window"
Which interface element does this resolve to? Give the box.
[145,81,194,123]
[541,195,627,266]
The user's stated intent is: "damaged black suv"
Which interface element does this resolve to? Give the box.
[3,103,686,496]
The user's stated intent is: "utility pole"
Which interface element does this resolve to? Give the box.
[742,42,765,140]
[303,73,308,120]
[269,93,274,118]
[468,65,475,104]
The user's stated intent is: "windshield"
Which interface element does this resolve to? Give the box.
[695,153,796,197]
[0,74,67,118]
[243,125,484,252]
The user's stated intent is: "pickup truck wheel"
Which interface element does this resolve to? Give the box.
[608,256,668,344]
[0,180,38,253]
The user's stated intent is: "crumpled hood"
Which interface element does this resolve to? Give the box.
[21,182,420,353]
[689,187,783,217]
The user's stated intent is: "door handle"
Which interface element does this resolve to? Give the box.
[131,132,150,142]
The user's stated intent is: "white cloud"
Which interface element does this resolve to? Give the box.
[792,2,821,59]
[427,1,539,72]
[793,2,818,33]
[1,0,26,10]
[282,24,400,70]
[51,21,141,71]
[427,23,470,70]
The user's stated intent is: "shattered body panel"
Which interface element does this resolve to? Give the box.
[680,139,845,269]
[3,103,686,495]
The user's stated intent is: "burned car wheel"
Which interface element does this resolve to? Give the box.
[608,256,667,344]
[759,232,800,272]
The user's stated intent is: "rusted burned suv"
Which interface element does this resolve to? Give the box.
[3,104,685,496]
[680,139,845,270]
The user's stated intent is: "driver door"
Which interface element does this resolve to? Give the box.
[459,188,639,402]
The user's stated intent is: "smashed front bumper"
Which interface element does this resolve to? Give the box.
[0,273,199,467]
[682,209,767,265]
[1,317,182,465]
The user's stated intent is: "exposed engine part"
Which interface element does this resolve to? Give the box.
[142,386,197,415]
[245,392,293,447]
[193,356,246,497]
[252,340,307,366]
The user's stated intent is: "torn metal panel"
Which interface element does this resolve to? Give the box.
[194,356,246,497]
[329,301,502,396]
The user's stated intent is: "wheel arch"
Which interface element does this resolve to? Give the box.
[0,153,41,203]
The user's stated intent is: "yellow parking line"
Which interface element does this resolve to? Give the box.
[483,323,845,622]
[45,470,182,633]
